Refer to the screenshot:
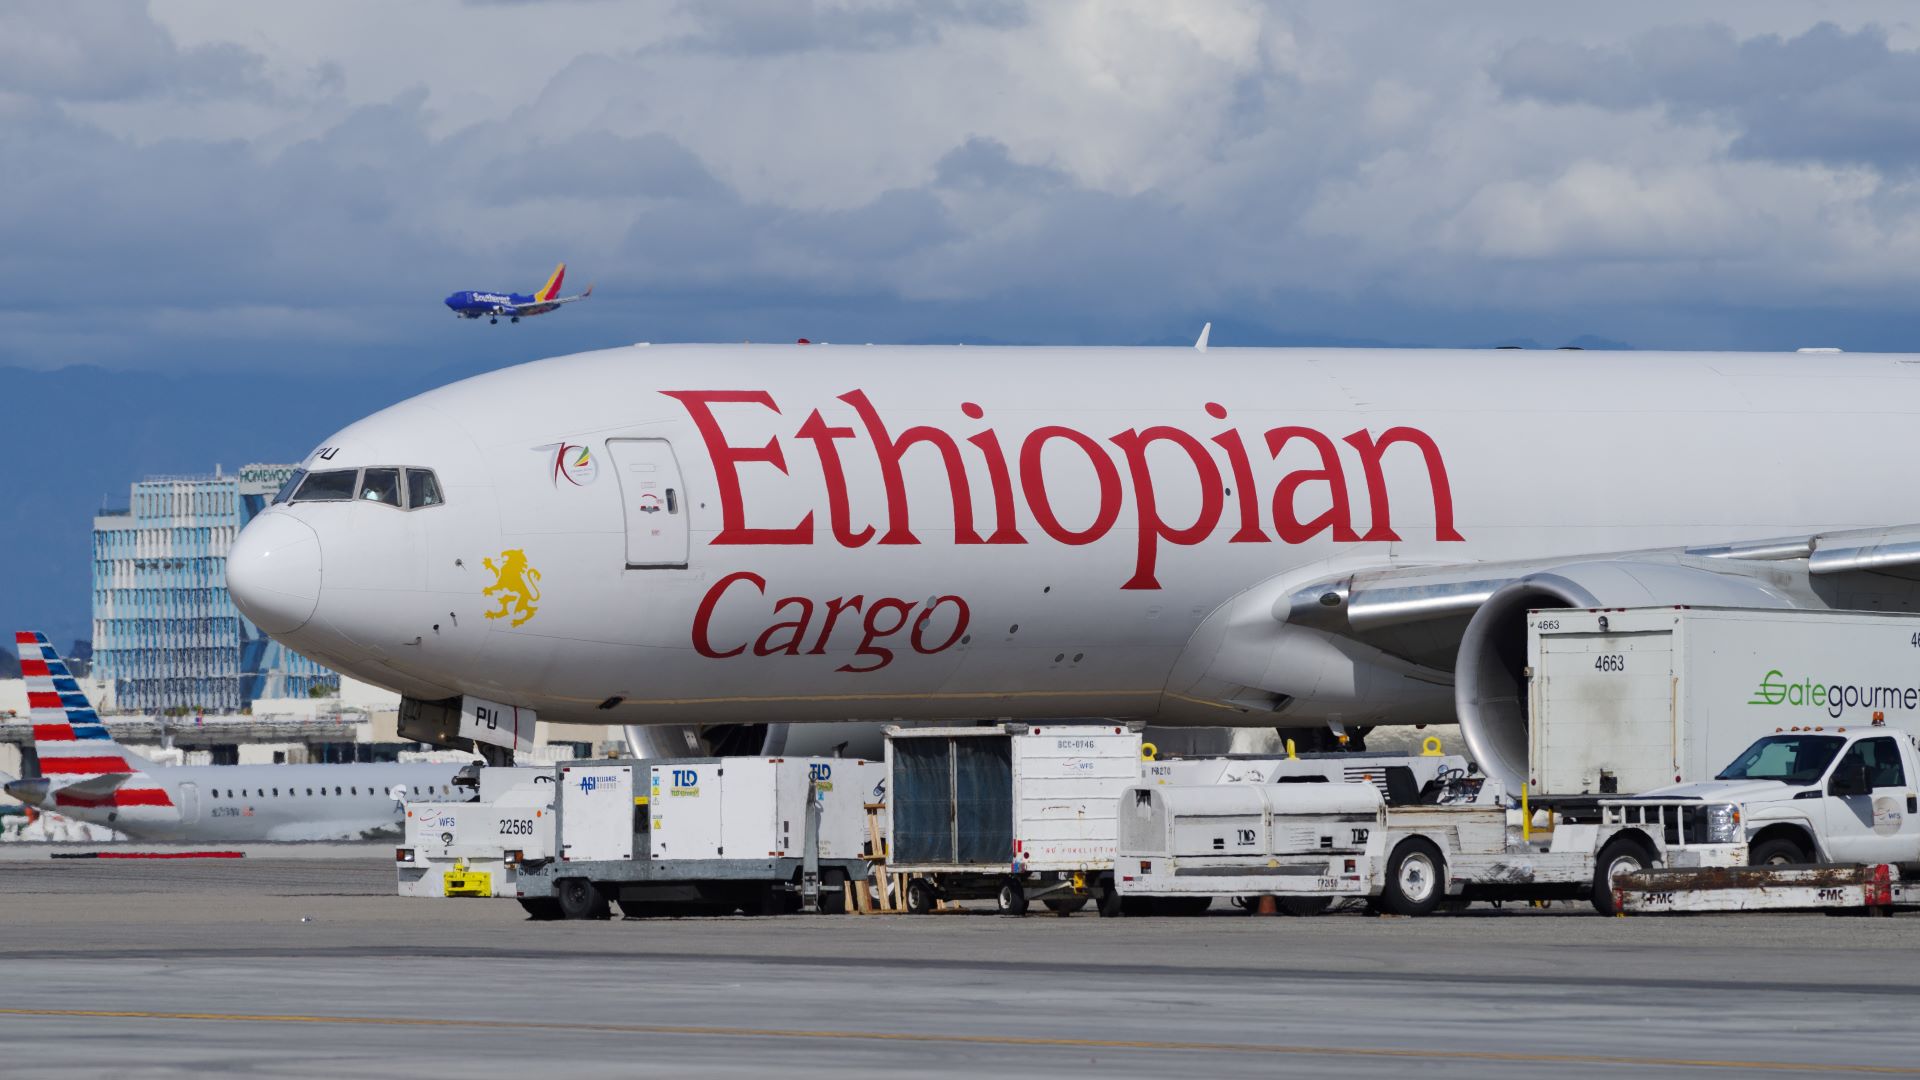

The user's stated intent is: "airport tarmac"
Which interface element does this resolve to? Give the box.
[3,851,1918,1078]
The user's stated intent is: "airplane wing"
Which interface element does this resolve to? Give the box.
[1290,520,1920,654]
[508,284,594,317]
[1200,521,1920,789]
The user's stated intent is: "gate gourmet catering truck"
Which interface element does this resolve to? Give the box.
[1518,606,1920,797]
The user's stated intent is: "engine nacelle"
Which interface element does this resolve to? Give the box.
[623,722,791,759]
[1454,559,1796,792]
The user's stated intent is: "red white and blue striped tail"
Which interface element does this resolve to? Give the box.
[15,631,170,809]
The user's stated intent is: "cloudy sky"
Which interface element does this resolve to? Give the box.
[10,0,1920,374]
[8,1,1920,647]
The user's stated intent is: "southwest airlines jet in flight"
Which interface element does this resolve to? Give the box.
[224,339,1920,789]
[444,262,593,324]
[3,632,465,841]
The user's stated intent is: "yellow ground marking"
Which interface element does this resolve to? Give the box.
[0,1007,1911,1073]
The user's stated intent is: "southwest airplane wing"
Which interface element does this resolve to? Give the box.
[507,283,593,318]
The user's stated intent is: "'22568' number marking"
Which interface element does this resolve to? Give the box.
[499,819,535,836]
[1593,654,1626,672]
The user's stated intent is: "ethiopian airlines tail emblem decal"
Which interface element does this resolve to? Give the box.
[483,549,542,627]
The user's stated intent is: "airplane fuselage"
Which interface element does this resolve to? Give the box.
[16,763,467,842]
[226,344,1920,731]
[445,290,542,319]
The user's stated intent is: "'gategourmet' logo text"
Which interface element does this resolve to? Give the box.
[1748,669,1920,718]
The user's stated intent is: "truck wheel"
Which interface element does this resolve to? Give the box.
[554,877,610,921]
[905,877,937,915]
[1277,896,1333,917]
[518,897,562,921]
[819,873,848,915]
[998,878,1029,916]
[1096,883,1125,918]
[1380,838,1445,916]
[1043,897,1089,916]
[1591,836,1657,915]
[1750,836,1810,867]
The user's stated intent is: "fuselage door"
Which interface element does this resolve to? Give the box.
[607,438,690,569]
[178,781,200,826]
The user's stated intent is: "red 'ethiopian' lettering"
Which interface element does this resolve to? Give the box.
[667,390,1465,593]
[662,391,813,545]
[1110,426,1224,590]
[1020,426,1122,545]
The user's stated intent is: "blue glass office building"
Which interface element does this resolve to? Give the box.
[92,464,338,713]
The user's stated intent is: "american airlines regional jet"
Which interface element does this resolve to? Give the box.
[4,632,466,841]
[223,341,1920,790]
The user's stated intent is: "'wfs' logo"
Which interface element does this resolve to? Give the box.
[483,549,541,627]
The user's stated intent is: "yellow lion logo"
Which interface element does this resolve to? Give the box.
[482,549,542,627]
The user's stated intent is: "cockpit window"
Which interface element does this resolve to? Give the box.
[293,469,358,502]
[359,467,402,507]
[272,469,306,506]
[406,468,444,509]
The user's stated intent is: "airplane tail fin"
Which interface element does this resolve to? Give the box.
[536,263,566,303]
[15,631,168,809]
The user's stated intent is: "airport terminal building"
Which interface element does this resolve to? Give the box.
[91,464,337,714]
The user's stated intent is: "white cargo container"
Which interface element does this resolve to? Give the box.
[515,757,881,920]
[887,723,1145,915]
[648,757,882,861]
[1527,606,1920,796]
[557,761,636,862]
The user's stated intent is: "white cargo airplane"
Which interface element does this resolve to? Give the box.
[223,339,1920,790]
[4,632,467,841]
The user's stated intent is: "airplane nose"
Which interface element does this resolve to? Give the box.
[227,512,323,634]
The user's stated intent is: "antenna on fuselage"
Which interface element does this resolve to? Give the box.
[1194,322,1212,352]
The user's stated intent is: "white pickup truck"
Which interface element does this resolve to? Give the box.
[1637,722,1920,867]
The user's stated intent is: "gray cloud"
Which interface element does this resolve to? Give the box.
[0,3,268,101]
[478,130,725,202]
[1497,22,1920,170]
[670,0,1026,55]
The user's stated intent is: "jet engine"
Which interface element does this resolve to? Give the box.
[1454,560,1795,792]
[622,723,790,759]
